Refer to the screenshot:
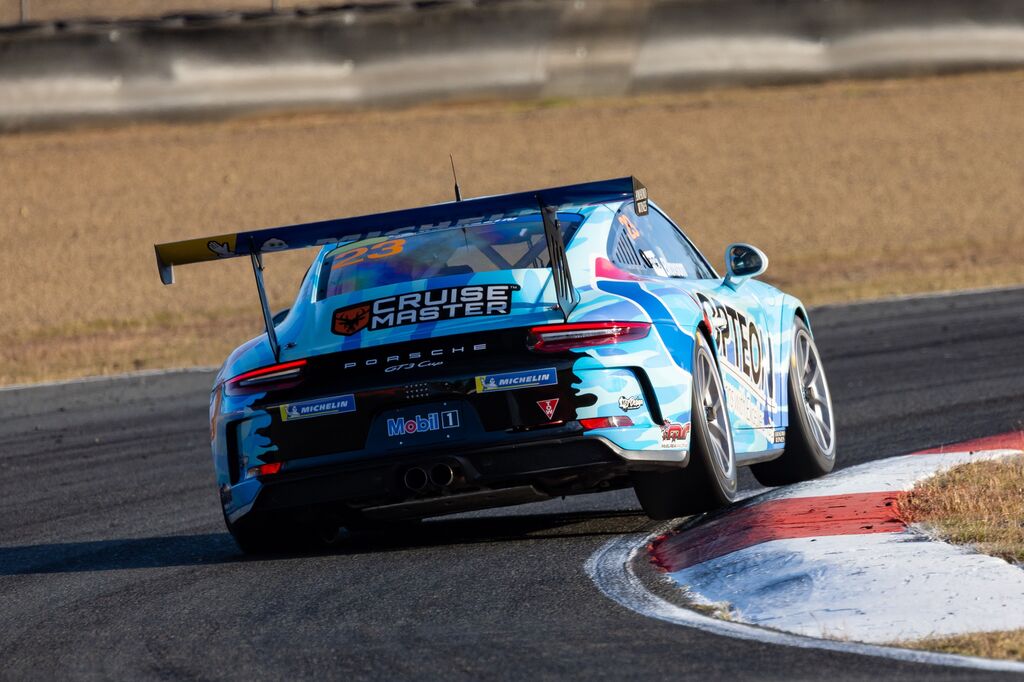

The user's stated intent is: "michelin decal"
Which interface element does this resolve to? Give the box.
[475,368,557,393]
[279,394,356,421]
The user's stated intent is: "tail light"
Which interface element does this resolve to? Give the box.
[580,416,634,430]
[527,322,651,353]
[225,359,306,396]
[245,461,283,479]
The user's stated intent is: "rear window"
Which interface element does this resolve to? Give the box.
[315,213,584,300]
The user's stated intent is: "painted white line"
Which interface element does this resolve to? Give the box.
[585,528,1024,674]
[0,366,219,393]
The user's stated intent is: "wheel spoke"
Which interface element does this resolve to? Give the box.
[708,420,728,445]
[710,437,729,473]
[808,409,831,446]
[805,412,823,444]
[701,359,713,396]
[803,357,819,386]
[807,393,828,410]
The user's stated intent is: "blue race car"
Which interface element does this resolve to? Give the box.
[155,177,836,553]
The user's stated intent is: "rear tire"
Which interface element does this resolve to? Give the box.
[224,510,338,555]
[633,332,738,519]
[751,316,836,487]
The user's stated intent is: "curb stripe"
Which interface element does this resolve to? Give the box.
[651,491,905,571]
[586,529,1024,675]
[913,431,1024,455]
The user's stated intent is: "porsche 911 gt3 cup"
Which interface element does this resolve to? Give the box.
[155,177,836,553]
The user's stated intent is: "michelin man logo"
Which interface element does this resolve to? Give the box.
[262,238,288,252]
[207,241,234,257]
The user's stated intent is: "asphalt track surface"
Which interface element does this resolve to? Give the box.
[2,287,1024,680]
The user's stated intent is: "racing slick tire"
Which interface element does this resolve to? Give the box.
[224,510,338,555]
[751,316,836,486]
[632,332,738,519]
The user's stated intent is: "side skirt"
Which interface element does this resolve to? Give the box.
[735,447,784,466]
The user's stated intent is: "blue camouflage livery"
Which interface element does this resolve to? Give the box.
[157,177,823,545]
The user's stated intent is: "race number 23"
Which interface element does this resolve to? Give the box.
[331,239,406,270]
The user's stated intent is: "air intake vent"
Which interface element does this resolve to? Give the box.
[614,232,642,268]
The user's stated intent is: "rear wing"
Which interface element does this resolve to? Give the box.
[154,176,648,360]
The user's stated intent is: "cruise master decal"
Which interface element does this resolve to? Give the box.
[333,284,519,335]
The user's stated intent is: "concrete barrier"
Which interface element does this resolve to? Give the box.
[2,0,1023,128]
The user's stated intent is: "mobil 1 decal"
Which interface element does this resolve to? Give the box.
[333,284,519,336]
[695,293,776,425]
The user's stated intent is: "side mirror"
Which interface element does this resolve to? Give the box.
[724,243,768,289]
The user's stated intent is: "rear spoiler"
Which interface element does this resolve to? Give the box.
[154,176,648,360]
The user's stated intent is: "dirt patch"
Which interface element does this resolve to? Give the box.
[2,70,1024,385]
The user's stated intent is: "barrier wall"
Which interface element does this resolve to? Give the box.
[2,0,1023,127]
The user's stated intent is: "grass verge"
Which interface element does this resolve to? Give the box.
[898,456,1024,564]
[896,455,1024,661]
[3,70,1024,385]
[899,630,1024,663]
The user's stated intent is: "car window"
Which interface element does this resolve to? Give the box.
[609,203,715,279]
[316,212,585,300]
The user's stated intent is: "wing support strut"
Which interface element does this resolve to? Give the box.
[249,238,281,363]
[537,196,580,322]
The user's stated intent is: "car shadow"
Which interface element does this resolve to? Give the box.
[0,508,651,576]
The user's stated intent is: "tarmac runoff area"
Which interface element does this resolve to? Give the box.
[648,432,1024,647]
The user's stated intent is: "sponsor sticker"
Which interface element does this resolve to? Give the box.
[695,291,776,407]
[617,395,643,411]
[475,368,558,393]
[773,429,787,444]
[386,409,460,437]
[633,183,649,215]
[332,284,519,336]
[279,394,355,422]
[661,420,691,447]
[536,398,559,420]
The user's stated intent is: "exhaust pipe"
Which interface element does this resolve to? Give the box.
[429,462,455,488]
[403,466,429,492]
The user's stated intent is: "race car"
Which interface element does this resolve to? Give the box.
[155,177,836,553]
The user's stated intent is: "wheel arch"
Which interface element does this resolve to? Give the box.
[789,302,813,336]
[696,318,717,354]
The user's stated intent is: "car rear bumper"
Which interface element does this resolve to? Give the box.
[224,433,688,522]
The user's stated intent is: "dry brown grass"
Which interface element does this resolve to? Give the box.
[898,456,1024,564]
[895,456,1024,661]
[2,70,1024,385]
[900,630,1024,662]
